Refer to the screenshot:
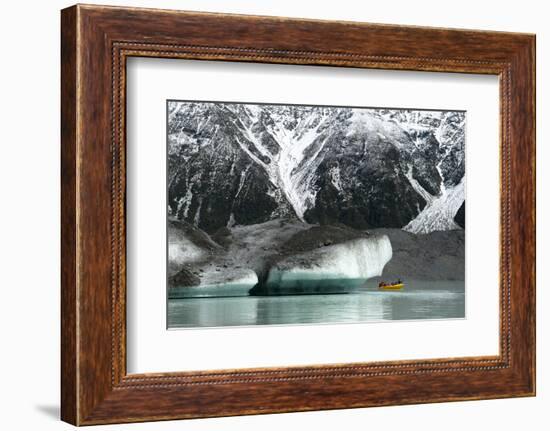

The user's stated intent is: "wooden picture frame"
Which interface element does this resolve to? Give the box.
[61,4,535,425]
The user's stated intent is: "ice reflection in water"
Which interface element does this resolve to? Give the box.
[167,280,465,328]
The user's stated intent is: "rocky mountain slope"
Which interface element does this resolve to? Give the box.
[168,102,466,234]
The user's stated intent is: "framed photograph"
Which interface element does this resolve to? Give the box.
[164,99,466,328]
[61,4,536,425]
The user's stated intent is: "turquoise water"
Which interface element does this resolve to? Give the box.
[167,280,465,329]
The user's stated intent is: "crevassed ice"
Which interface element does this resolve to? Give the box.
[168,238,205,265]
[268,235,393,284]
[307,235,392,279]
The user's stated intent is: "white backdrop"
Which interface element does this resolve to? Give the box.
[127,58,500,373]
[0,0,547,430]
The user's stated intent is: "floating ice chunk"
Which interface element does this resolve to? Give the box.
[264,235,392,295]
[169,268,258,298]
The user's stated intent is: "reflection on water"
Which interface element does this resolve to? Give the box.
[167,280,465,329]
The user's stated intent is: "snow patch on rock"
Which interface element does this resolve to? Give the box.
[404,177,465,234]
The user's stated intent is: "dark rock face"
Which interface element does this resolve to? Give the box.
[169,268,200,288]
[169,161,275,234]
[454,201,466,228]
[303,137,428,228]
[406,131,442,196]
[167,104,295,234]
[436,112,466,188]
[168,102,465,233]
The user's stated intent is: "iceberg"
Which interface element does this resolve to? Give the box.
[261,235,392,295]
[169,268,258,298]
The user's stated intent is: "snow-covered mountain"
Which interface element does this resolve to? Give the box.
[167,102,465,234]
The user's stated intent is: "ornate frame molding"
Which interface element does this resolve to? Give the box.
[61,5,535,425]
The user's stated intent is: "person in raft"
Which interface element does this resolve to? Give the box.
[379,279,403,287]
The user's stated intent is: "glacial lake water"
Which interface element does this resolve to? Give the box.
[168,280,465,329]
